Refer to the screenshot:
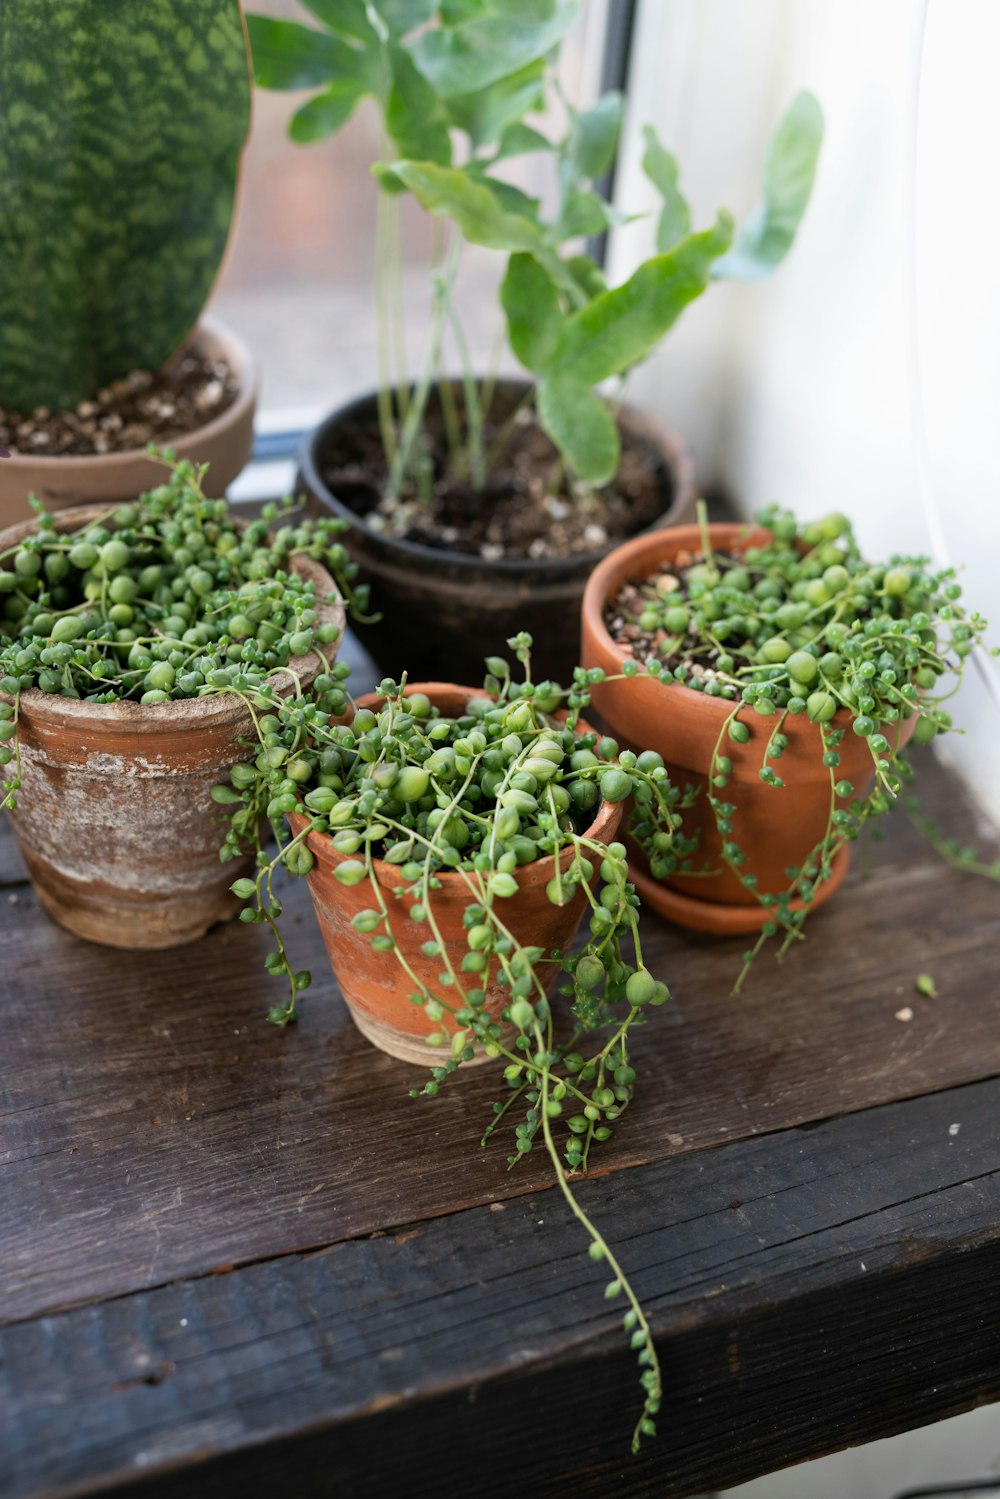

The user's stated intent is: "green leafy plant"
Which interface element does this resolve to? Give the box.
[0,458,367,812]
[0,1,251,412]
[216,634,683,1449]
[616,502,994,987]
[247,0,823,492]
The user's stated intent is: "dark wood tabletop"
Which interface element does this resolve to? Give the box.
[2,631,999,1499]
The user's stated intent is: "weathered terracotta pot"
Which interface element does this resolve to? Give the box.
[0,506,344,949]
[580,524,916,935]
[0,316,258,529]
[289,683,623,1065]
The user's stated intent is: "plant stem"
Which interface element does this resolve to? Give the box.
[374,161,398,468]
[443,295,486,490]
[538,1060,662,1453]
[387,232,462,502]
[695,497,718,582]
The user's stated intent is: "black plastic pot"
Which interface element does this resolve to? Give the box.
[296,379,696,685]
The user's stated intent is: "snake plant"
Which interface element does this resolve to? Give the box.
[0,0,252,413]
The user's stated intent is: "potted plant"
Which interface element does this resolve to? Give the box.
[246,0,824,683]
[0,1,256,527]
[0,459,367,948]
[580,502,993,987]
[214,633,680,1449]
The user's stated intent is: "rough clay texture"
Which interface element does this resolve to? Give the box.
[2,507,345,949]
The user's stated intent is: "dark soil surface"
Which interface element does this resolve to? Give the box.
[605,546,736,678]
[319,395,672,562]
[0,344,239,459]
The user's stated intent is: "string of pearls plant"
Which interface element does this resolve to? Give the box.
[217,634,683,1451]
[620,501,994,988]
[0,458,368,814]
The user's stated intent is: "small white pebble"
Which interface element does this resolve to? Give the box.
[949,1123,961,1136]
[895,1006,914,1022]
[860,1261,867,1272]
[582,523,607,547]
[179,1318,188,1327]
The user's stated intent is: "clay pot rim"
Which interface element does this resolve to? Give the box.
[581,521,865,734]
[289,679,623,882]
[0,315,257,476]
[297,379,696,579]
[0,502,345,733]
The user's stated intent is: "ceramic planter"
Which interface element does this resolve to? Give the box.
[295,380,696,687]
[289,683,623,1065]
[0,506,343,950]
[0,316,258,530]
[580,524,916,935]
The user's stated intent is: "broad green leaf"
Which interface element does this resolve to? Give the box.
[246,15,361,90]
[537,376,619,485]
[446,60,546,148]
[641,125,691,253]
[411,5,579,97]
[544,213,734,384]
[0,0,251,410]
[564,91,623,181]
[473,175,540,222]
[386,44,452,163]
[501,254,562,373]
[564,254,607,300]
[553,188,615,241]
[382,160,581,299]
[382,161,538,248]
[713,91,824,280]
[495,122,551,160]
[290,81,365,142]
[299,0,372,42]
[373,0,438,35]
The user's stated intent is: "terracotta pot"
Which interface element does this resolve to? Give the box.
[296,380,696,687]
[289,683,623,1065]
[0,506,344,950]
[0,316,258,530]
[580,524,916,935]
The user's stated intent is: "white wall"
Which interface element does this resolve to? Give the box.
[614,0,1000,821]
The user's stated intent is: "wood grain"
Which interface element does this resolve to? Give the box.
[2,753,998,1327]
[2,1077,998,1499]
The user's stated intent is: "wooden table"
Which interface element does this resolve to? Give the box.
[2,636,999,1498]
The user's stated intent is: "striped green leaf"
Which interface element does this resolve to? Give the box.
[0,0,252,411]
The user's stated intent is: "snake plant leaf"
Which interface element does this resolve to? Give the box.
[0,0,251,413]
[641,125,691,254]
[245,15,366,90]
[411,4,579,97]
[541,213,735,388]
[713,91,824,280]
[536,376,619,486]
[500,254,562,373]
